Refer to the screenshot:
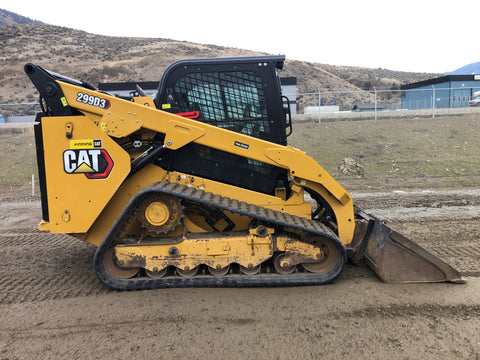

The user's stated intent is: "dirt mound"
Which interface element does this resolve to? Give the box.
[337,157,365,176]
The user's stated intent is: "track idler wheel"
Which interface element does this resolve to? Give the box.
[301,236,340,274]
[103,246,140,279]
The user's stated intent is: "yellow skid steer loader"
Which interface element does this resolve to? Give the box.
[24,55,463,290]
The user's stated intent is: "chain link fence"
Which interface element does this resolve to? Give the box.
[295,87,480,122]
[0,102,39,124]
[1,86,480,125]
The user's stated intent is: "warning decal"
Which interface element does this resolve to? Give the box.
[70,139,102,149]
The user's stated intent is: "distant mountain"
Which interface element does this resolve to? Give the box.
[446,62,480,75]
[0,8,42,27]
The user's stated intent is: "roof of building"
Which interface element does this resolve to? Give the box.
[98,81,160,91]
[401,75,479,90]
[280,77,297,86]
[352,103,387,111]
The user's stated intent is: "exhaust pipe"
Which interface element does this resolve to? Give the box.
[350,207,465,284]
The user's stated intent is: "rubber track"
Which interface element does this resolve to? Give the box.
[93,181,346,290]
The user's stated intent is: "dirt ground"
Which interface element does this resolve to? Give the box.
[0,175,479,360]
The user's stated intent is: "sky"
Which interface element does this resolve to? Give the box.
[3,0,479,73]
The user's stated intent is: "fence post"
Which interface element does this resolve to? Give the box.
[318,89,321,124]
[374,87,377,120]
[431,85,435,119]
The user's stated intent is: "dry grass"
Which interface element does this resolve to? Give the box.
[0,132,37,196]
[1,115,479,198]
[288,115,480,182]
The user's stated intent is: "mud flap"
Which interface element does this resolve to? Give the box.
[351,209,465,284]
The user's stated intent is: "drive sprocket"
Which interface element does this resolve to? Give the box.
[137,193,183,234]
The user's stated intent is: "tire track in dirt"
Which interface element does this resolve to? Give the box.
[1,190,478,304]
[2,278,480,360]
[0,229,109,304]
[353,188,480,221]
[2,228,374,304]
[1,219,478,305]
[362,205,480,222]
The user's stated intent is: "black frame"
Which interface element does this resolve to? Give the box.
[153,55,290,195]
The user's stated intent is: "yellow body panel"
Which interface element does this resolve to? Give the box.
[74,165,168,246]
[39,116,131,233]
[55,81,355,245]
[78,165,312,247]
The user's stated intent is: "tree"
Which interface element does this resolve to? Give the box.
[390,83,400,91]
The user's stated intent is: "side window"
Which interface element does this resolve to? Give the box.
[188,83,224,120]
[223,78,264,119]
[173,71,270,138]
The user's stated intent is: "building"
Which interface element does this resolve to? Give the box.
[401,75,480,110]
[352,103,387,112]
[99,77,297,114]
[98,81,160,99]
[280,77,297,114]
[6,115,36,123]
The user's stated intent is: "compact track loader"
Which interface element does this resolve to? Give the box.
[24,56,463,290]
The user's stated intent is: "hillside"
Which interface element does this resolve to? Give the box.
[0,22,440,111]
[0,8,41,27]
